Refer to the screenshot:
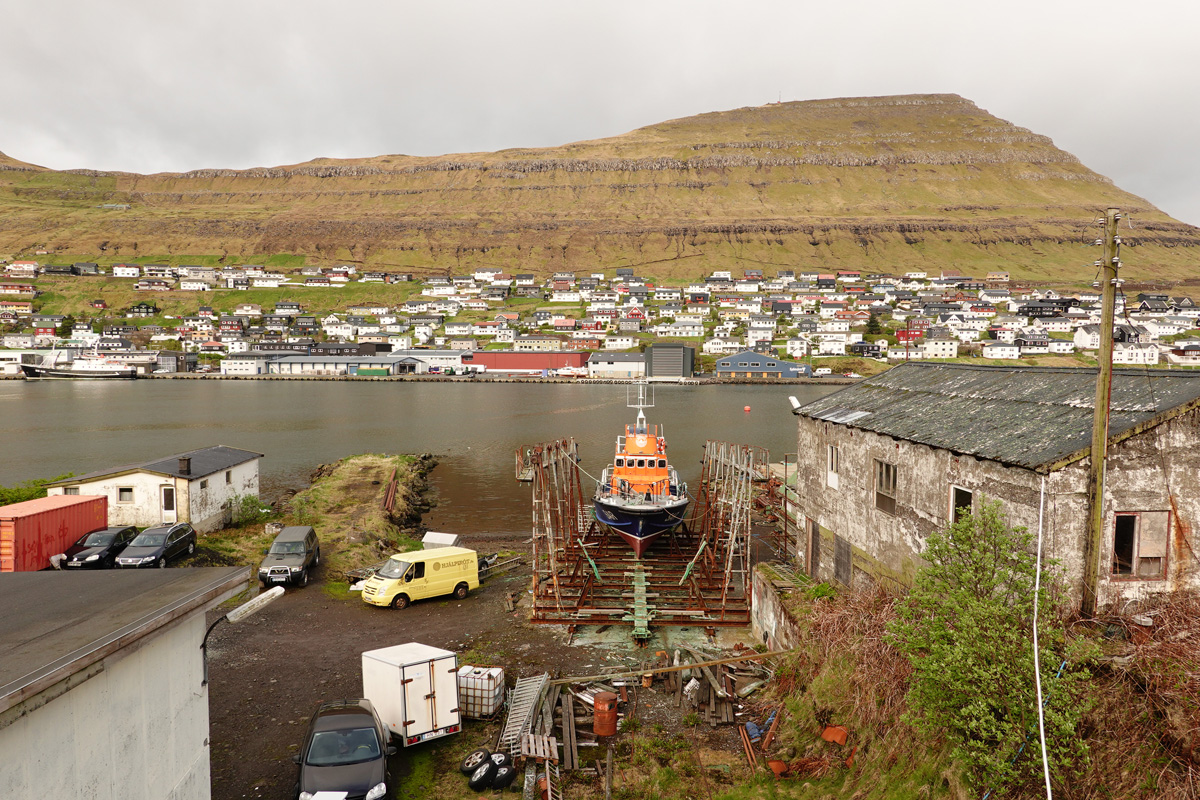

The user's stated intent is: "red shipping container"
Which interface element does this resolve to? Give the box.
[0,495,108,572]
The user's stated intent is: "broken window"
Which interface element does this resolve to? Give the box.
[951,486,973,524]
[826,445,840,490]
[1112,511,1169,579]
[875,460,897,515]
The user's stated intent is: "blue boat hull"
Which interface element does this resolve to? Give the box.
[592,497,689,557]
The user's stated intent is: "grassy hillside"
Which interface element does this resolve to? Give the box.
[2,95,1198,284]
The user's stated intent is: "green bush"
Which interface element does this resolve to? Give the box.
[0,474,74,505]
[230,493,272,525]
[888,499,1095,793]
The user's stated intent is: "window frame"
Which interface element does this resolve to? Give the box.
[825,444,840,490]
[950,486,973,524]
[874,459,897,515]
[117,487,134,503]
[1110,510,1170,581]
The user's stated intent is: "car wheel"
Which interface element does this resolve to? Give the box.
[460,747,491,775]
[298,569,308,588]
[157,557,167,568]
[492,765,517,790]
[490,752,511,768]
[466,760,498,791]
[392,594,410,610]
[314,548,320,566]
[187,541,195,556]
[453,583,469,600]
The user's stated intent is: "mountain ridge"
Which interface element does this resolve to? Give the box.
[1,94,1196,282]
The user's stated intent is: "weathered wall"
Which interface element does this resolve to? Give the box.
[50,472,180,528]
[188,460,259,533]
[0,614,211,800]
[791,409,1200,608]
[750,566,806,651]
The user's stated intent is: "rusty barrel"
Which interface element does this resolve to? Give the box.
[593,691,618,736]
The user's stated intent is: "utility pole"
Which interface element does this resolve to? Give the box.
[1081,208,1121,618]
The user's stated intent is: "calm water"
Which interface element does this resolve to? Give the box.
[0,381,838,536]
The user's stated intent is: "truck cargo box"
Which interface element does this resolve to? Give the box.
[0,495,108,572]
[362,642,461,746]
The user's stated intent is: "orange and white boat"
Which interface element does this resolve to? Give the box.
[592,383,689,557]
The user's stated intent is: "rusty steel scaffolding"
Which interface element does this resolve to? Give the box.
[527,438,760,635]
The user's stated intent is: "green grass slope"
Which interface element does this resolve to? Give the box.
[2,94,1197,283]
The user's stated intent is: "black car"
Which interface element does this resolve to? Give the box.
[61,525,138,569]
[294,700,393,800]
[115,523,196,568]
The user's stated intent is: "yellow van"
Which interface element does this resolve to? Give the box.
[361,546,480,609]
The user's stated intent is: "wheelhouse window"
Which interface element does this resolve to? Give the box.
[117,487,134,503]
[875,460,897,515]
[1112,511,1169,579]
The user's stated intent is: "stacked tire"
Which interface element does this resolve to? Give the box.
[460,748,518,791]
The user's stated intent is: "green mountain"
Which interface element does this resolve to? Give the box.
[2,94,1197,283]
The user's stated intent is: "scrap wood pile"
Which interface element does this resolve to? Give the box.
[669,644,774,725]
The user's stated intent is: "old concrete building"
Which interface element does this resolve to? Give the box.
[47,446,262,532]
[789,363,1200,607]
[0,568,249,800]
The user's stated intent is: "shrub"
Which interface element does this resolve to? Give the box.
[887,499,1094,792]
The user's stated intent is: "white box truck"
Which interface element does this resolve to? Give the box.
[362,642,462,747]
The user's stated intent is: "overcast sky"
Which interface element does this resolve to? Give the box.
[4,1,1199,226]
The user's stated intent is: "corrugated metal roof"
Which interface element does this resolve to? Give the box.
[795,363,1200,471]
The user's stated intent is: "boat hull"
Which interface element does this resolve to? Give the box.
[592,496,689,558]
[21,365,137,380]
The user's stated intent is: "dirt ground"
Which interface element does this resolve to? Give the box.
[205,537,757,800]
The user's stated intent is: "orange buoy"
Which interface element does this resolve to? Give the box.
[743,405,751,412]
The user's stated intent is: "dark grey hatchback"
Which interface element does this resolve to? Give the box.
[294,699,393,800]
[61,525,138,568]
[115,523,196,568]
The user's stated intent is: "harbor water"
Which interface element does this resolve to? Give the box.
[0,381,840,537]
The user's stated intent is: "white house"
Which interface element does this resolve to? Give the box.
[112,265,140,278]
[46,446,262,533]
[1112,342,1160,365]
[982,342,1021,359]
[604,335,637,350]
[921,339,959,359]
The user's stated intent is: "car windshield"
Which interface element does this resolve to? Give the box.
[378,559,409,579]
[80,532,116,547]
[131,533,166,547]
[305,728,381,766]
[269,541,305,555]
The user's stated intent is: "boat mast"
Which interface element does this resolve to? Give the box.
[1081,207,1121,618]
[630,380,653,434]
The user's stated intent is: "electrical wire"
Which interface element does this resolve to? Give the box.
[1032,475,1053,799]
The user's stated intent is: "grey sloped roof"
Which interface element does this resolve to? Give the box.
[49,445,263,485]
[794,363,1200,471]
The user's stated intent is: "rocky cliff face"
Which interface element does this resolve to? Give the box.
[1,94,1196,281]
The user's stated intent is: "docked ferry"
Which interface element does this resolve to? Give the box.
[593,384,689,557]
[21,350,138,380]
